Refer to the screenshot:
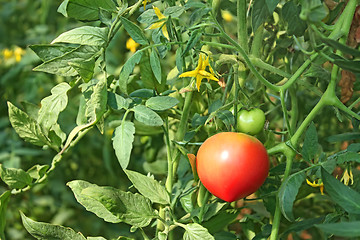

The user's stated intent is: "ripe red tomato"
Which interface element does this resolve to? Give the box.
[237,108,266,135]
[196,132,269,202]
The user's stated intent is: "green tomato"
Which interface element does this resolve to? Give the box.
[237,108,265,135]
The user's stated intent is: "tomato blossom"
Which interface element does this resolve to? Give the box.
[179,54,219,91]
[148,7,169,41]
[306,179,324,195]
[341,168,354,185]
[126,38,140,53]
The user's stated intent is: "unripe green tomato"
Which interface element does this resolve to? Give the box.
[237,108,265,135]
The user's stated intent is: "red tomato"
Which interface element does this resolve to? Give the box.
[196,132,269,202]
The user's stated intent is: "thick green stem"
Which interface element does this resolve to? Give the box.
[237,0,248,53]
[164,119,174,193]
[280,89,292,136]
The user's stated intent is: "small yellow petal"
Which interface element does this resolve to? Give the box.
[148,21,164,29]
[199,70,219,82]
[179,69,198,78]
[221,10,233,22]
[196,75,204,91]
[162,24,170,41]
[153,6,165,20]
[126,38,140,53]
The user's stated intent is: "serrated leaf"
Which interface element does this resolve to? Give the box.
[145,96,179,111]
[278,171,306,222]
[108,92,130,110]
[282,1,307,36]
[150,50,162,84]
[37,82,71,131]
[300,0,328,23]
[85,79,107,122]
[315,221,360,237]
[26,165,49,180]
[30,44,77,62]
[58,0,116,21]
[164,6,185,18]
[67,180,156,227]
[119,51,143,83]
[7,102,49,147]
[51,26,108,46]
[20,212,87,240]
[33,45,100,77]
[336,151,360,164]
[121,17,149,45]
[182,29,202,56]
[133,105,163,126]
[321,167,360,214]
[69,58,95,82]
[183,223,214,240]
[252,0,279,31]
[0,191,11,239]
[125,170,170,205]
[301,122,318,162]
[0,165,33,189]
[112,121,135,169]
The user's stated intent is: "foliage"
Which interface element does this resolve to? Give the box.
[1,0,360,239]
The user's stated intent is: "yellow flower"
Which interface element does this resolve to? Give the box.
[306,179,324,195]
[142,0,151,10]
[179,54,219,91]
[221,10,233,22]
[14,47,25,62]
[126,38,140,53]
[2,49,13,60]
[148,7,169,41]
[341,168,354,185]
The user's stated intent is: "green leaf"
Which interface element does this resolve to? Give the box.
[67,180,156,227]
[85,79,107,122]
[121,17,149,45]
[300,0,328,23]
[112,121,135,169]
[164,6,185,18]
[0,164,33,189]
[87,237,107,240]
[137,9,157,24]
[183,223,215,240]
[322,38,360,58]
[33,45,100,77]
[282,1,307,36]
[119,51,143,84]
[301,122,318,162]
[0,191,11,240]
[130,89,154,99]
[202,210,238,234]
[327,132,360,142]
[108,92,130,110]
[336,151,360,164]
[68,58,95,83]
[58,0,117,21]
[125,170,170,205]
[133,105,163,126]
[37,82,71,131]
[30,44,77,62]
[315,221,360,237]
[51,26,108,46]
[278,171,306,221]
[26,165,49,181]
[281,217,324,237]
[321,167,360,214]
[330,54,360,74]
[252,0,280,31]
[20,212,87,240]
[145,96,179,111]
[7,102,49,147]
[150,50,162,84]
[182,29,202,57]
[216,110,235,128]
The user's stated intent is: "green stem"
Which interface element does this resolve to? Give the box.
[251,24,263,57]
[289,87,298,135]
[249,56,291,78]
[237,0,248,53]
[164,118,174,193]
[280,89,292,136]
[212,13,278,92]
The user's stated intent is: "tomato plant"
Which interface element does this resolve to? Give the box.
[196,132,269,202]
[237,108,266,135]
